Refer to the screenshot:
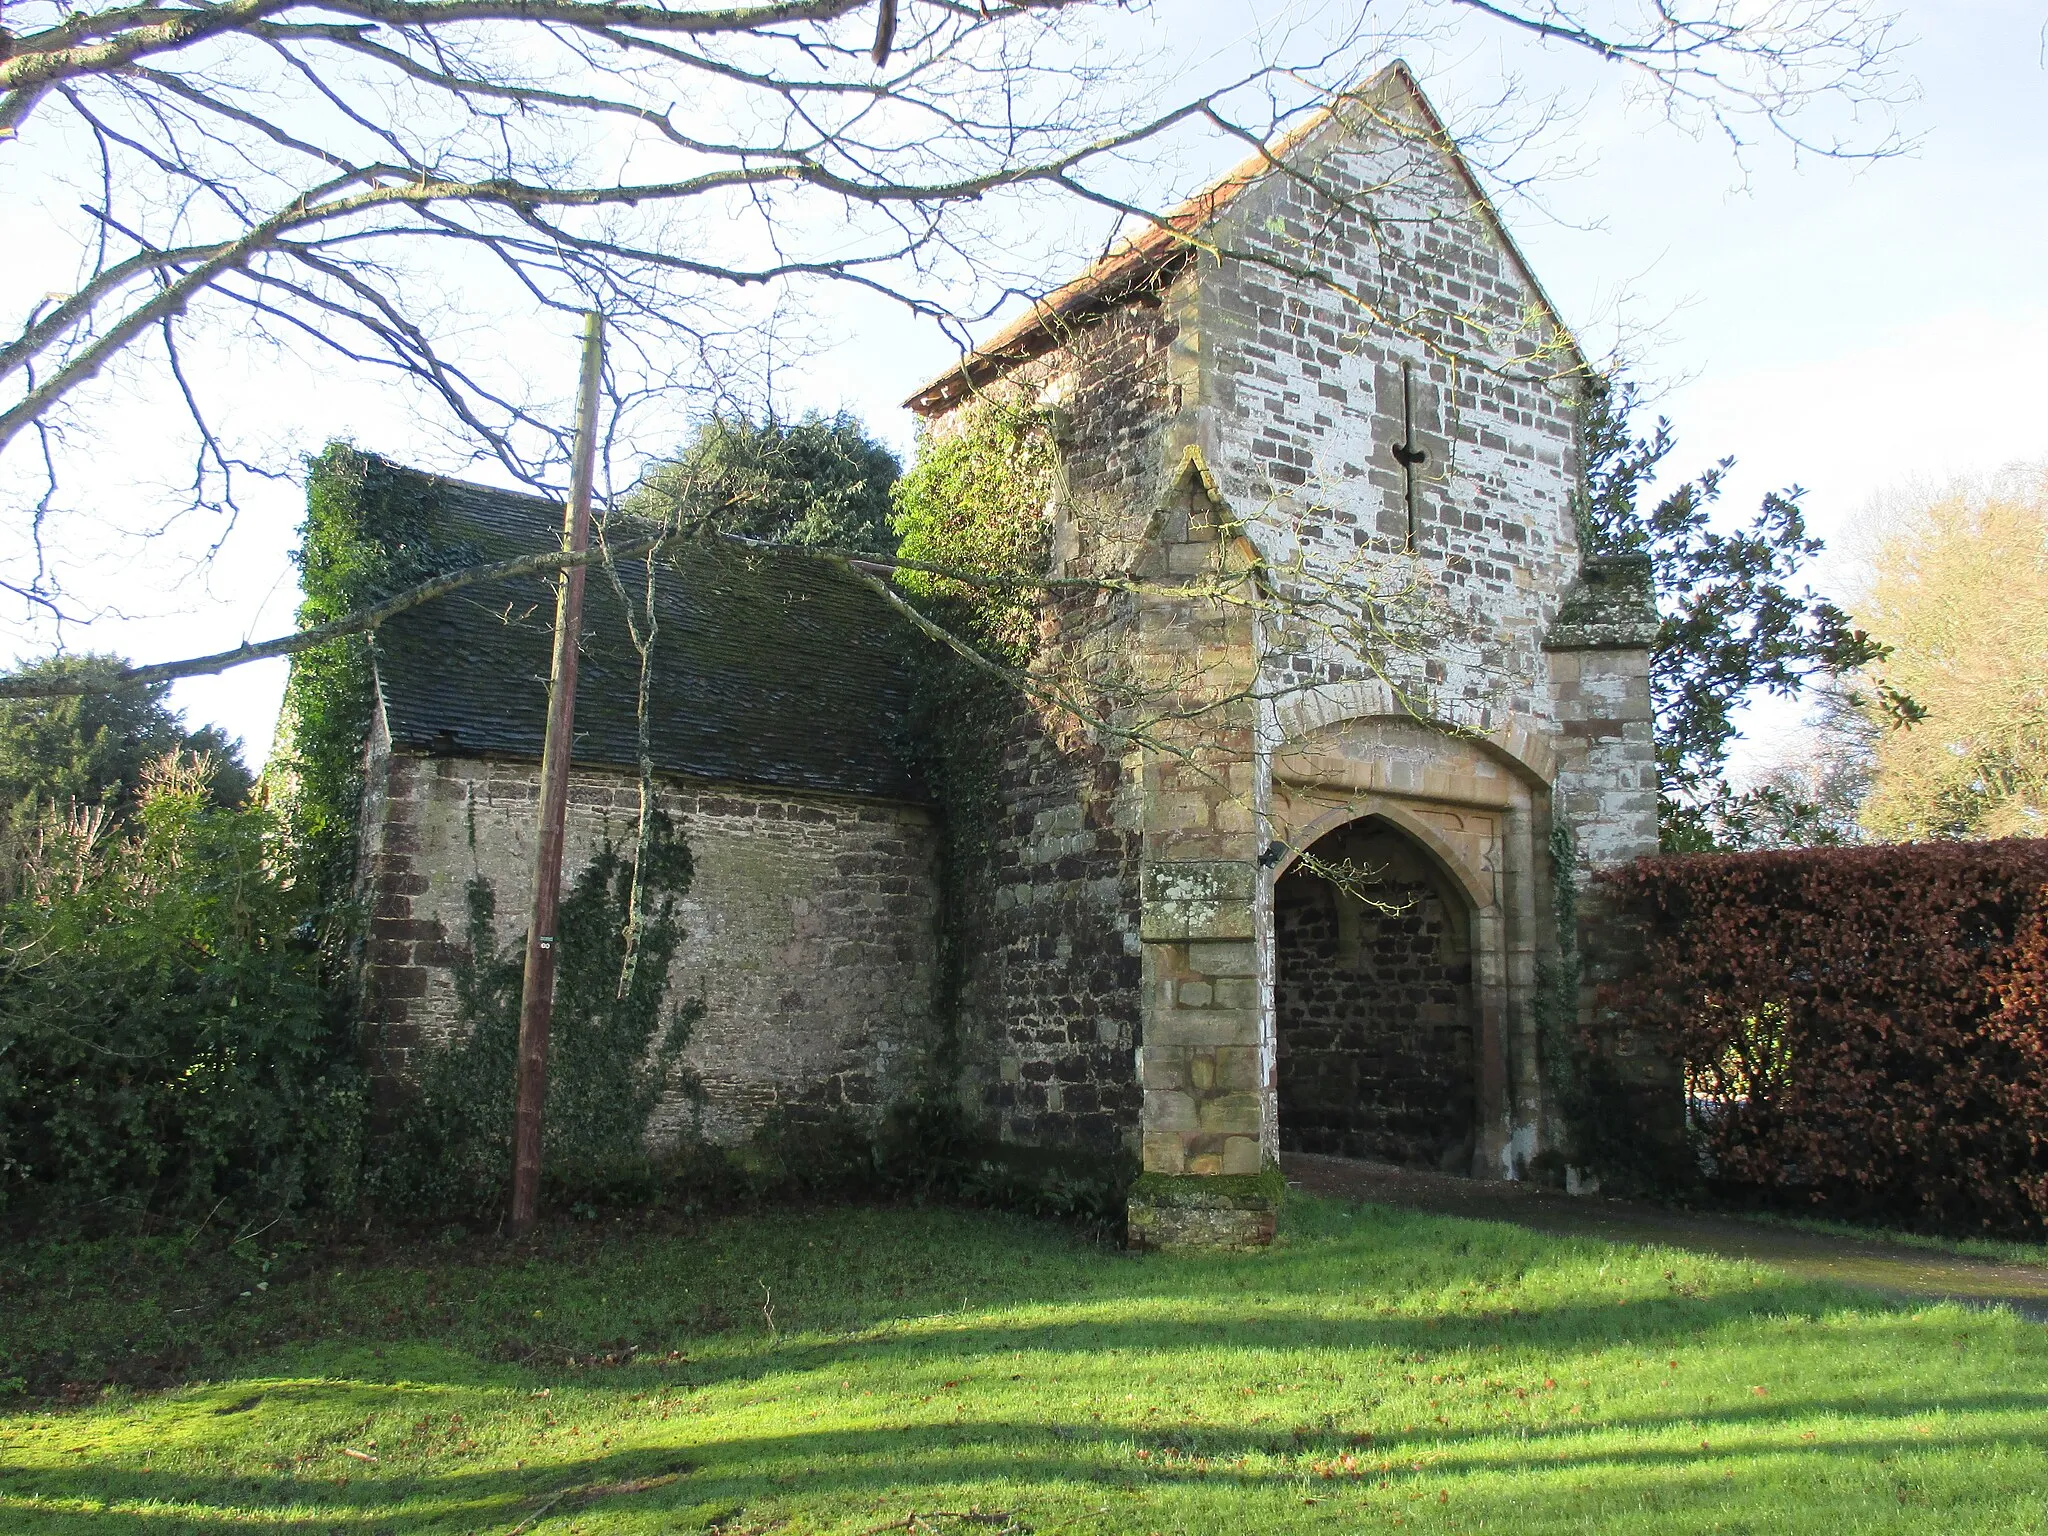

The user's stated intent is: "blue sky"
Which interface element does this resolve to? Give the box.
[9,1,2044,771]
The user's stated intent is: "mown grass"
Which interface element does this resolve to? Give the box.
[2,1194,2044,1533]
[1732,1209,2048,1268]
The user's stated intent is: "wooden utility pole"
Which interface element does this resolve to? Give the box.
[508,309,605,1237]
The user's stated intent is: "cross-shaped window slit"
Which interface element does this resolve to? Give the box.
[1393,360,1429,552]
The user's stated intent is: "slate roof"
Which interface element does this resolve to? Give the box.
[372,466,929,803]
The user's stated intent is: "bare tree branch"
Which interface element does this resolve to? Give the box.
[0,0,1906,642]
[0,527,671,696]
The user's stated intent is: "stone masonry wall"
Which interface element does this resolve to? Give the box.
[1547,644,1660,870]
[357,742,942,1146]
[956,701,1146,1155]
[935,283,1188,1158]
[1274,824,1478,1169]
[1196,91,1585,742]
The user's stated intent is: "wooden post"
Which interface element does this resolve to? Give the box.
[507,310,604,1237]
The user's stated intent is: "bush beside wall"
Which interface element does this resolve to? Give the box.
[1598,841,2048,1236]
[0,758,361,1223]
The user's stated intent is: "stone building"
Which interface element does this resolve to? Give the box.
[902,62,1660,1242]
[337,61,1661,1244]
[352,474,945,1145]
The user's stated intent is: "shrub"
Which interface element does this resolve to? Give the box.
[0,755,360,1222]
[650,1100,1134,1237]
[1598,841,2048,1235]
[626,410,902,556]
[872,1100,1135,1234]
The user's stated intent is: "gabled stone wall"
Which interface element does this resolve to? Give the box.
[1195,99,1583,735]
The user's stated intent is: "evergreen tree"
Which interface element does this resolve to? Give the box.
[0,655,252,829]
[1581,380,1887,851]
[627,411,901,557]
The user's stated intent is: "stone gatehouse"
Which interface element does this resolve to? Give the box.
[335,61,1662,1240]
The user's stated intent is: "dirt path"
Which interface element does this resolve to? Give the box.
[1284,1152,2048,1321]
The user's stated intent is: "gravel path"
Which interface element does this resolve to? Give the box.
[1284,1152,2048,1321]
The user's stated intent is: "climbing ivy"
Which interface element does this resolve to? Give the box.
[1534,817,1688,1195]
[272,445,451,945]
[276,446,711,1218]
[1532,820,1589,1178]
[891,400,1058,662]
[889,402,1059,1091]
[370,810,703,1217]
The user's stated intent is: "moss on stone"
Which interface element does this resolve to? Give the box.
[1129,1168,1284,1211]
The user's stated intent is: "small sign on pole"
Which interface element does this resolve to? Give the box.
[508,309,605,1237]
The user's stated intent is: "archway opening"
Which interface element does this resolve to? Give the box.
[1275,816,1478,1172]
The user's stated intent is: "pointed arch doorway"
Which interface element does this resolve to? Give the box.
[1274,815,1481,1173]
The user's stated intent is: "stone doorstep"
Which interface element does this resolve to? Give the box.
[1125,1170,1283,1252]
[1126,1195,1278,1253]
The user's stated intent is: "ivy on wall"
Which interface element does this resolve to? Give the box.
[272,446,451,941]
[265,427,1131,1222]
[276,446,708,1217]
[891,401,1058,663]
[1532,820,1685,1194]
[1532,821,1583,1145]
[371,811,703,1216]
[888,402,1059,1093]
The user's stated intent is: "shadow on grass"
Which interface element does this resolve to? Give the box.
[175,1263,1926,1413]
[6,1199,2039,1531]
[5,1196,1928,1396]
[6,1387,2045,1534]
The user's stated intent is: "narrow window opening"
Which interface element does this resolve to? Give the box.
[1393,360,1429,552]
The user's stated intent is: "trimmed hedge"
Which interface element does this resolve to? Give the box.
[1598,841,2048,1236]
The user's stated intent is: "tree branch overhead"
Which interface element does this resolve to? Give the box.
[0,0,1906,635]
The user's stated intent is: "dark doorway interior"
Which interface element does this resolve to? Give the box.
[1275,817,1477,1172]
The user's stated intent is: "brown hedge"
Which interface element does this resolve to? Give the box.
[1596,841,2048,1235]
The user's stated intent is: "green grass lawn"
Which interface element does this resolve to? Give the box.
[2,1194,2044,1533]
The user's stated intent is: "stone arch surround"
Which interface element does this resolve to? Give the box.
[1265,712,1550,1179]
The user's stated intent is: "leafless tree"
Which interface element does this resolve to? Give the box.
[0,0,1910,642]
